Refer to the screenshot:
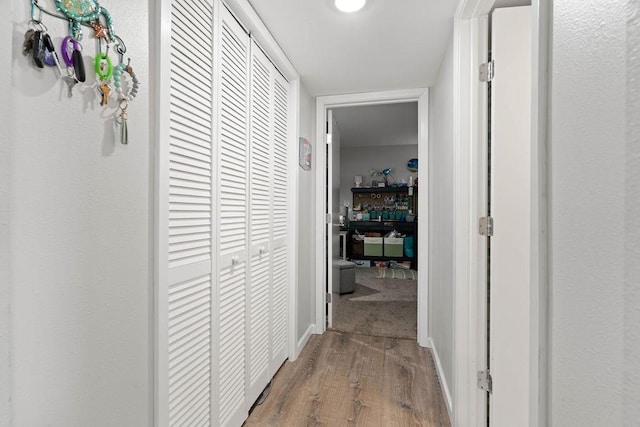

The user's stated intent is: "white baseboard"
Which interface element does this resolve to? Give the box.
[295,324,315,359]
[313,323,324,336]
[427,338,453,421]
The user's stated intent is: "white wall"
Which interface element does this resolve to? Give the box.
[297,84,316,344]
[5,1,152,425]
[427,36,454,403]
[549,1,627,425]
[625,3,640,423]
[0,3,13,426]
[339,145,418,211]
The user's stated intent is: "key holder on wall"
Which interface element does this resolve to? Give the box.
[25,0,141,145]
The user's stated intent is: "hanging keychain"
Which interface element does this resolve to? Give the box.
[113,39,140,144]
[27,0,142,144]
[60,36,82,96]
[117,100,128,145]
[94,43,113,106]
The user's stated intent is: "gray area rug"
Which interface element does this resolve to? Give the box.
[331,267,417,340]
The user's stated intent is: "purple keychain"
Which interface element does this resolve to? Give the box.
[60,36,83,97]
[61,36,85,82]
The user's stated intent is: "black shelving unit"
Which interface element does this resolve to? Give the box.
[346,221,418,269]
[348,186,418,269]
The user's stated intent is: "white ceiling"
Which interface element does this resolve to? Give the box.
[332,103,418,147]
[247,0,458,96]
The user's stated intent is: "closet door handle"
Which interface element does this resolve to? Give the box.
[259,246,266,254]
[231,256,240,265]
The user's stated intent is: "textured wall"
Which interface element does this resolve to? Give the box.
[297,85,316,342]
[7,0,152,425]
[625,1,640,424]
[427,35,454,403]
[549,0,625,424]
[0,2,13,425]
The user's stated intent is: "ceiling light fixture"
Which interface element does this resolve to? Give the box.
[334,0,366,13]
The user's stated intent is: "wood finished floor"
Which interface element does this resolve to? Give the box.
[244,331,451,427]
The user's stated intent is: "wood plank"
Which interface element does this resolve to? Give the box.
[245,331,450,426]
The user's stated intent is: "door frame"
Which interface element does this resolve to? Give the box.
[452,0,548,425]
[314,88,430,347]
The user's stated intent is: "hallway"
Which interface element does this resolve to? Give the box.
[244,331,450,426]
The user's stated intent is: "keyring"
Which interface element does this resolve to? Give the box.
[61,36,80,67]
[94,52,113,80]
[28,20,47,32]
[113,59,140,102]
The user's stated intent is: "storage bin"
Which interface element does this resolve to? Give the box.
[384,237,404,257]
[364,237,383,256]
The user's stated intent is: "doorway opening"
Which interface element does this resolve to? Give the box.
[314,88,430,347]
[329,103,419,340]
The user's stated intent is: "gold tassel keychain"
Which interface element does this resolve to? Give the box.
[118,100,128,145]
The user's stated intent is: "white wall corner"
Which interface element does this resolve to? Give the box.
[428,338,454,421]
[314,96,328,334]
[417,88,430,348]
[288,79,301,361]
[295,324,315,360]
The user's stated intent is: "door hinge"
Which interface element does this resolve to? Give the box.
[477,370,493,393]
[480,60,495,82]
[479,216,494,236]
[326,293,332,303]
[326,213,332,224]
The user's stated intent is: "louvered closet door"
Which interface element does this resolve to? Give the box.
[247,41,274,405]
[215,6,250,427]
[270,71,290,371]
[164,0,214,426]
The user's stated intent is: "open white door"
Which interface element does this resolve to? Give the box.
[488,5,532,426]
[326,110,341,328]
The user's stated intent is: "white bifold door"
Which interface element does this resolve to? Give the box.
[161,0,215,425]
[158,2,291,426]
[214,7,250,427]
[245,28,290,411]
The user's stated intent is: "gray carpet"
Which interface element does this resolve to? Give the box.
[331,267,417,340]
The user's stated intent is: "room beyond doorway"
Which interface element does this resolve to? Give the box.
[329,102,419,340]
[314,88,430,346]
